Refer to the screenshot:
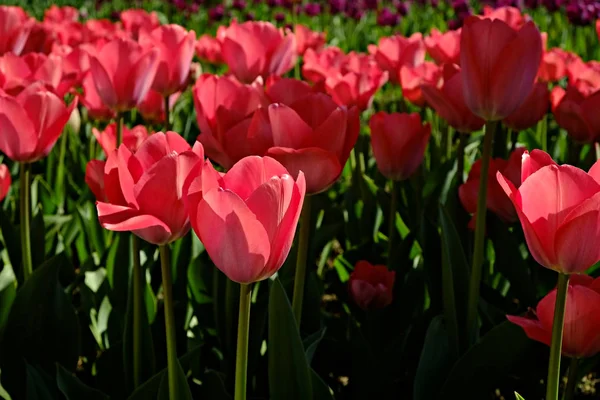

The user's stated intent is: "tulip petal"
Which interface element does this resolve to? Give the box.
[221,155,290,200]
[0,93,37,162]
[85,160,106,201]
[89,55,117,109]
[97,202,172,244]
[521,149,557,183]
[268,103,313,148]
[506,315,551,347]
[126,48,159,107]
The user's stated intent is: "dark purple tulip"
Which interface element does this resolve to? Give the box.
[448,18,462,30]
[267,0,283,6]
[110,11,120,20]
[452,0,470,13]
[430,0,439,7]
[329,0,347,14]
[364,0,380,9]
[304,3,322,16]
[209,5,225,21]
[233,0,247,10]
[377,7,400,26]
[274,11,286,22]
[541,0,559,11]
[245,11,255,20]
[283,0,295,9]
[524,0,540,8]
[395,1,409,15]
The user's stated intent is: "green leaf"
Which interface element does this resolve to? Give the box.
[25,364,56,400]
[515,392,526,400]
[310,369,334,400]
[0,208,20,273]
[30,208,46,270]
[56,364,109,400]
[268,278,312,400]
[304,328,326,364]
[0,269,16,339]
[157,359,193,400]
[199,371,230,399]
[438,204,470,357]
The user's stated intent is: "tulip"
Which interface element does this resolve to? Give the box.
[0,6,33,56]
[398,62,442,107]
[187,155,305,284]
[120,9,160,40]
[96,131,204,245]
[0,83,77,163]
[93,123,149,156]
[367,33,425,84]
[195,34,224,64]
[503,82,549,131]
[85,159,106,201]
[325,67,388,111]
[566,57,600,97]
[301,46,346,84]
[138,90,180,126]
[369,112,431,181]
[81,71,117,121]
[348,261,396,310]
[424,28,461,65]
[0,52,69,97]
[44,5,79,22]
[421,63,484,133]
[294,24,325,55]
[550,85,600,144]
[508,275,600,359]
[0,163,10,201]
[89,37,159,112]
[139,24,196,97]
[538,48,571,83]
[460,16,542,121]
[219,20,297,83]
[481,5,527,30]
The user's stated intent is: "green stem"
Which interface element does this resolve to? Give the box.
[234,283,252,400]
[19,162,32,284]
[595,143,600,161]
[291,196,312,327]
[563,357,579,400]
[546,273,570,400]
[387,180,398,268]
[116,113,123,147]
[132,235,143,389]
[456,134,467,185]
[164,96,170,132]
[466,120,497,344]
[159,244,179,400]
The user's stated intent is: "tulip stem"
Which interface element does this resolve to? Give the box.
[19,162,32,284]
[132,235,143,389]
[234,283,252,400]
[387,180,398,268]
[595,143,600,161]
[116,113,123,147]
[456,134,467,184]
[466,120,496,345]
[546,273,570,400]
[564,357,579,400]
[291,196,312,327]
[164,96,170,132]
[159,244,179,400]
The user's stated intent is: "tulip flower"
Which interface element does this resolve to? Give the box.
[195,34,224,65]
[0,163,10,201]
[0,83,77,163]
[481,5,527,30]
[96,131,204,245]
[566,58,600,97]
[44,5,78,23]
[139,24,196,97]
[294,24,325,55]
[508,275,600,358]
[0,6,33,56]
[503,82,549,131]
[80,71,116,121]
[551,85,600,144]
[138,90,180,125]
[85,159,106,201]
[537,48,571,83]
[460,16,542,121]
[424,28,461,65]
[219,20,297,83]
[348,261,396,310]
[325,66,388,111]
[460,147,526,227]
[399,62,442,106]
[302,46,346,84]
[93,123,149,156]
[89,37,159,112]
[0,52,70,97]
[369,112,431,181]
[421,63,484,133]
[120,9,160,40]
[367,33,425,84]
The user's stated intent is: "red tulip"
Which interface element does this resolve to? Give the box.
[120,9,160,40]
[138,89,180,125]
[302,46,346,84]
[265,76,315,106]
[460,16,542,121]
[566,58,600,98]
[503,81,549,131]
[460,147,526,228]
[538,48,571,83]
[81,71,116,121]
[192,74,265,169]
[551,85,600,144]
[348,261,395,310]
[89,37,159,112]
[481,5,528,30]
[508,275,600,358]
[195,34,223,64]
[0,163,10,201]
[187,156,305,284]
[0,6,33,56]
[421,63,485,133]
[139,24,196,97]
[44,5,78,23]
[369,112,431,181]
[83,19,126,43]
[424,28,461,65]
[497,150,600,274]
[294,24,325,55]
[0,52,70,97]
[93,123,149,156]
[219,20,296,83]
[0,82,77,163]
[367,33,425,84]
[85,159,106,201]
[96,132,204,245]
[399,62,442,106]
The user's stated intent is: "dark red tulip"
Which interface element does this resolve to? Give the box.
[349,261,396,310]
[503,82,549,131]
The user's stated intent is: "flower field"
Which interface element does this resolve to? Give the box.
[2,1,600,399]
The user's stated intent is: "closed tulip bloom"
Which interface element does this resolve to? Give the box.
[460,16,542,121]
[139,24,196,97]
[424,28,461,65]
[421,63,485,133]
[96,132,204,245]
[93,123,149,156]
[294,24,325,55]
[85,159,106,201]
[195,34,224,65]
[481,5,527,30]
[348,261,396,310]
[538,48,571,83]
[89,37,159,112]
[399,62,442,106]
[44,5,79,23]
[0,83,77,163]
[187,156,306,284]
[0,52,68,97]
[566,59,600,98]
[367,33,425,84]
[81,71,116,121]
[0,163,10,201]
[369,112,431,181]
[503,81,549,131]
[497,150,600,274]
[551,85,600,144]
[508,275,600,358]
[219,20,297,83]
[138,90,180,125]
[120,9,160,40]
[0,6,33,56]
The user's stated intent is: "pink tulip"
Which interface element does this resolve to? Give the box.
[96,132,204,245]
[80,71,117,121]
[302,46,346,84]
[93,123,149,156]
[0,163,10,201]
[0,6,33,56]
[120,9,160,40]
[44,5,79,23]
[424,28,461,65]
[0,52,68,96]
[294,24,325,55]
[367,33,425,84]
[86,159,106,201]
[187,156,305,284]
[481,5,528,30]
[398,62,442,107]
[195,34,223,64]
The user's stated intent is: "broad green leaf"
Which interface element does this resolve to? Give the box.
[198,370,230,399]
[56,364,109,400]
[515,392,526,400]
[157,359,193,400]
[0,268,16,339]
[311,369,334,400]
[25,364,56,400]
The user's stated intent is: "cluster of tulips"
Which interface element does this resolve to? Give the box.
[3,2,600,399]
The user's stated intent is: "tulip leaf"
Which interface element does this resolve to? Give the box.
[26,364,57,400]
[0,269,16,339]
[0,208,21,275]
[515,392,526,400]
[199,370,230,399]
[30,208,46,270]
[268,277,313,400]
[56,363,109,400]
[311,368,334,400]
[157,358,193,400]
